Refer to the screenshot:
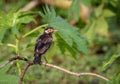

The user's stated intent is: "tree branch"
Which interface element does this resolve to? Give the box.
[0,61,10,69]
[0,56,29,69]
[43,63,109,81]
[19,63,33,84]
[0,56,109,84]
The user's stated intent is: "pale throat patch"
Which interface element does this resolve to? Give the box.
[45,30,49,34]
[45,29,53,34]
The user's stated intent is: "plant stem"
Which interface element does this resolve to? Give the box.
[15,39,22,75]
[22,24,48,38]
[16,39,19,55]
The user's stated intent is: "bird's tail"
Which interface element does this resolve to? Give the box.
[33,55,41,64]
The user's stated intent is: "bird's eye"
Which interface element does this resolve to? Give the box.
[48,29,52,32]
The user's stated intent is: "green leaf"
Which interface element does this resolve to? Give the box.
[22,24,48,38]
[51,17,88,55]
[102,9,116,17]
[102,53,120,71]
[0,10,14,42]
[18,16,34,24]
[0,9,20,42]
[39,5,56,23]
[80,0,91,6]
[83,20,96,45]
[0,62,11,74]
[83,16,108,44]
[68,0,80,21]
[39,6,89,56]
[96,16,108,37]
[0,74,18,84]
[107,74,120,84]
[0,28,7,42]
[56,34,77,59]
[11,27,19,35]
[94,4,104,17]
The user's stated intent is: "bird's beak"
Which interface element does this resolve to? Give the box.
[53,29,58,32]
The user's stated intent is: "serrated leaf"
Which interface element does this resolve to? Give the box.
[51,16,88,55]
[56,34,77,59]
[39,6,89,56]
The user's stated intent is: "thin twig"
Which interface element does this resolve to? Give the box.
[0,56,29,69]
[19,63,33,84]
[0,61,10,69]
[42,63,109,81]
[0,56,109,84]
[9,56,28,62]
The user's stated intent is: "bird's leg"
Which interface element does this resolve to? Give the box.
[43,56,48,65]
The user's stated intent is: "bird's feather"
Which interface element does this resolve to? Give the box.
[33,27,55,64]
[34,34,52,57]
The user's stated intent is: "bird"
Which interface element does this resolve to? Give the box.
[33,27,57,64]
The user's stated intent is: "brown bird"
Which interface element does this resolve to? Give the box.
[34,27,57,64]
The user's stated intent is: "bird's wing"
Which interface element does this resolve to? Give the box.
[37,36,52,54]
[41,36,53,44]
[34,35,52,55]
[34,38,42,52]
[37,43,52,54]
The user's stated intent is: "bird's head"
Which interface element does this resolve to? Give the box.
[44,27,57,34]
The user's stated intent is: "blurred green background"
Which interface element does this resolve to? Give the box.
[0,0,120,84]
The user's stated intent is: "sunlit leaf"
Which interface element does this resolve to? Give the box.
[83,20,96,45]
[94,4,104,17]
[96,16,108,37]
[102,9,116,17]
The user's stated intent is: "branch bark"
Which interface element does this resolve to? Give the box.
[0,56,109,84]
[0,61,10,69]
[42,63,109,81]
[19,63,33,84]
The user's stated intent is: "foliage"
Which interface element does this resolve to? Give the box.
[0,63,18,83]
[39,6,89,58]
[0,0,120,84]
